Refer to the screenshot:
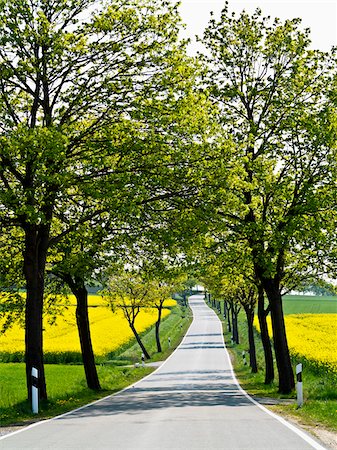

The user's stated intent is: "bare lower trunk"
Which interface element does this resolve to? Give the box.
[130,323,150,359]
[74,281,101,390]
[155,305,163,353]
[263,280,294,394]
[244,306,257,373]
[231,304,239,344]
[59,274,101,390]
[226,301,231,333]
[257,286,274,384]
[24,225,49,401]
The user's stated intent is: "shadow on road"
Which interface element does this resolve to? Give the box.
[57,386,251,420]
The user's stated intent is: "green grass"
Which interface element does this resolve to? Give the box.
[115,304,192,364]
[0,363,153,427]
[0,301,192,427]
[214,305,337,432]
[282,295,337,314]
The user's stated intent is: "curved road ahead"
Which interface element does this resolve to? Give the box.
[0,295,326,450]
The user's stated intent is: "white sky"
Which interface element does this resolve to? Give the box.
[178,0,337,53]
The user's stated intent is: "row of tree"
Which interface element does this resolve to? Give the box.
[191,6,336,394]
[0,0,208,400]
[0,0,336,399]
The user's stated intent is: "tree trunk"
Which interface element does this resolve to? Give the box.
[74,280,101,390]
[263,279,294,394]
[130,323,150,359]
[60,274,101,390]
[24,225,49,401]
[257,286,274,384]
[155,305,163,353]
[226,301,232,333]
[244,306,257,373]
[231,304,239,344]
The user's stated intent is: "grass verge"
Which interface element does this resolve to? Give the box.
[213,305,337,432]
[0,364,153,427]
[0,302,192,428]
[113,303,192,364]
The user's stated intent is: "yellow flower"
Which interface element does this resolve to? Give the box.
[254,314,337,375]
[0,295,175,357]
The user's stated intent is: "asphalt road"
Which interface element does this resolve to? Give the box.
[0,295,326,450]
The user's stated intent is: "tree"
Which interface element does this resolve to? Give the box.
[0,0,197,399]
[143,261,187,353]
[50,226,105,391]
[235,283,258,373]
[201,5,335,393]
[105,271,153,359]
[256,283,274,384]
[145,281,172,353]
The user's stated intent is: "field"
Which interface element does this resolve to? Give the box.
[282,295,337,314]
[0,295,176,362]
[254,313,337,377]
[254,295,337,377]
[0,302,192,426]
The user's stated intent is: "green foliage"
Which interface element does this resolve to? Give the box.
[200,5,336,284]
[297,281,337,296]
[0,0,211,400]
[110,303,192,363]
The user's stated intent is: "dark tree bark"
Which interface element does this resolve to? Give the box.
[24,224,49,401]
[226,301,232,333]
[130,323,150,359]
[257,286,274,384]
[231,303,240,344]
[243,304,257,373]
[155,303,163,353]
[61,275,101,391]
[263,279,294,393]
[183,293,187,307]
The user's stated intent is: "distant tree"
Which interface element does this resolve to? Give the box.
[300,281,337,296]
[105,271,153,359]
[144,261,187,353]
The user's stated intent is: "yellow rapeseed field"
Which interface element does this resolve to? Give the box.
[254,314,337,374]
[0,295,176,357]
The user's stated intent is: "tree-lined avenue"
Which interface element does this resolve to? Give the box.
[0,295,326,450]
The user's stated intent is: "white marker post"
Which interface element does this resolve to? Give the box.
[296,363,303,408]
[242,351,247,366]
[31,367,39,414]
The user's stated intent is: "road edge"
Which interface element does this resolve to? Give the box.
[0,301,196,441]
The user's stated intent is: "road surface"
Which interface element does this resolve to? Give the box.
[0,295,326,449]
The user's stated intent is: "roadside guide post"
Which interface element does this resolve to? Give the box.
[296,363,303,407]
[31,367,39,414]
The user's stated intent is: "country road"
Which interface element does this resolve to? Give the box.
[0,295,326,450]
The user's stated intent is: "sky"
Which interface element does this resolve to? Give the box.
[177,0,337,53]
